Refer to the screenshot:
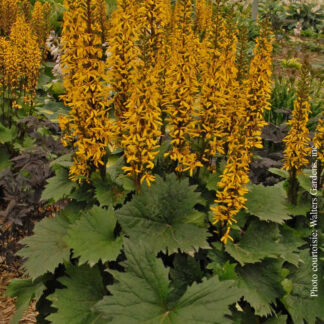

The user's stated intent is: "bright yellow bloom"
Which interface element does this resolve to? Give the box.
[60,0,114,182]
[6,15,41,103]
[283,61,312,173]
[198,14,238,169]
[106,0,138,136]
[121,0,170,187]
[246,23,273,150]
[211,23,273,244]
[165,0,203,176]
[95,0,110,44]
[0,0,18,35]
[195,0,212,34]
[31,1,52,56]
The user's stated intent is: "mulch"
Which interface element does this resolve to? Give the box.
[0,264,38,324]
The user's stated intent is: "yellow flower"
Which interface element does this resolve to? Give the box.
[246,23,273,150]
[121,0,169,188]
[4,15,42,104]
[106,0,138,136]
[283,61,312,173]
[0,0,18,35]
[60,0,115,182]
[198,13,238,169]
[195,0,212,34]
[31,1,52,57]
[164,0,203,176]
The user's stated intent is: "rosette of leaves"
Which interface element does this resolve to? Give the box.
[117,174,211,254]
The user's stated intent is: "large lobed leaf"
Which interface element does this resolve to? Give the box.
[117,174,210,254]
[96,240,241,324]
[17,203,82,279]
[66,206,123,266]
[245,182,291,223]
[225,220,304,266]
[41,167,77,202]
[47,264,106,324]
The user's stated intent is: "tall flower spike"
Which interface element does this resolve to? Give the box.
[165,0,202,176]
[195,0,212,34]
[9,15,42,105]
[211,82,251,244]
[59,0,114,182]
[246,23,273,150]
[31,1,52,57]
[121,0,170,188]
[198,14,227,169]
[106,0,138,137]
[0,0,18,35]
[283,60,312,173]
[94,0,110,44]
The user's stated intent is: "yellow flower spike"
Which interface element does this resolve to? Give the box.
[31,1,52,57]
[106,0,138,137]
[60,0,115,182]
[5,15,42,104]
[165,0,201,176]
[283,60,312,173]
[0,0,18,35]
[246,22,273,151]
[118,0,170,188]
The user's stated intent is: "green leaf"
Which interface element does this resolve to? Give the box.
[5,278,46,324]
[296,173,311,192]
[117,174,210,254]
[17,206,80,279]
[0,147,11,171]
[66,206,123,266]
[237,260,285,316]
[92,174,126,207]
[206,172,221,192]
[263,315,288,324]
[0,124,17,144]
[170,254,204,298]
[283,250,324,324]
[246,183,291,223]
[96,240,241,324]
[286,200,311,216]
[47,264,106,324]
[50,153,73,169]
[41,167,77,202]
[225,221,303,266]
[268,168,289,179]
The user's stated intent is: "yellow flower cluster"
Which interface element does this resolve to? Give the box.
[211,23,273,244]
[195,0,212,34]
[313,117,324,164]
[283,61,312,173]
[31,1,52,56]
[95,0,110,44]
[121,0,170,187]
[164,0,203,176]
[60,0,274,235]
[198,14,229,169]
[107,0,138,135]
[0,15,41,106]
[246,24,273,150]
[0,0,18,35]
[59,0,114,182]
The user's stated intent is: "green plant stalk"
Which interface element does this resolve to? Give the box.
[288,167,299,205]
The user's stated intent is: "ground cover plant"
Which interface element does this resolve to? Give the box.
[0,0,323,323]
